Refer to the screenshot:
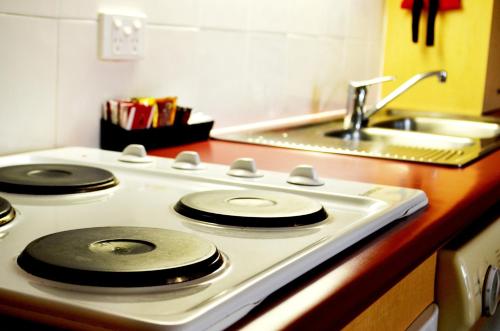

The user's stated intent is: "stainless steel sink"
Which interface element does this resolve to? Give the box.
[211,109,500,167]
[371,111,500,139]
[325,127,473,150]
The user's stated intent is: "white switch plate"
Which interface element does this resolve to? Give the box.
[98,13,146,61]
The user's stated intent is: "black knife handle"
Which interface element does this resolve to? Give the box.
[412,0,424,43]
[426,0,440,46]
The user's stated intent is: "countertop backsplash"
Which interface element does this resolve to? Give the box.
[0,0,384,155]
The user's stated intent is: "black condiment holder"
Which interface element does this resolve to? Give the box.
[100,119,214,152]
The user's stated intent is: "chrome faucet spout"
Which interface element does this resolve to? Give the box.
[365,70,447,118]
[343,70,447,131]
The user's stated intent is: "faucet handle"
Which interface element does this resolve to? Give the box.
[349,76,395,88]
[345,76,395,131]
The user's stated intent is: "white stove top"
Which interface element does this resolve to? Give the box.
[0,146,427,330]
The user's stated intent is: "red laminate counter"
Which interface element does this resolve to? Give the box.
[150,140,500,330]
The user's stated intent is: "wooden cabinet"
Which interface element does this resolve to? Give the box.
[342,254,436,331]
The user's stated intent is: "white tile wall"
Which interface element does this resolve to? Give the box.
[59,0,200,26]
[347,0,385,41]
[247,33,287,120]
[0,14,57,155]
[323,0,348,38]
[248,0,291,33]
[316,38,346,110]
[59,0,144,20]
[284,35,320,116]
[200,0,249,31]
[0,0,385,154]
[289,0,327,36]
[57,20,136,148]
[196,30,249,126]
[0,0,59,18]
[134,26,199,103]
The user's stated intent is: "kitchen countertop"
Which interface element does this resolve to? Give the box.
[149,139,500,330]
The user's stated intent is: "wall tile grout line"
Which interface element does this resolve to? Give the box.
[0,12,353,42]
[54,15,60,148]
[0,12,59,20]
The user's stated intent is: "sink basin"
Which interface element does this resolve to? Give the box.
[371,116,500,139]
[325,127,474,150]
[211,109,500,167]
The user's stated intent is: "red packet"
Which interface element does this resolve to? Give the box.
[130,104,153,130]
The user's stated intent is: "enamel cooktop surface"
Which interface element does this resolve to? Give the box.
[0,146,427,330]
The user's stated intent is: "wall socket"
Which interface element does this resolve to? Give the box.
[98,13,146,61]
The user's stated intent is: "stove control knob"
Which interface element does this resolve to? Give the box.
[287,165,324,186]
[227,158,263,178]
[172,151,205,170]
[119,144,153,163]
[482,265,499,317]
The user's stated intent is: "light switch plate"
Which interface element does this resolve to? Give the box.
[98,12,146,61]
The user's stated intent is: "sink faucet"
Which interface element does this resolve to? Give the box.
[343,70,447,131]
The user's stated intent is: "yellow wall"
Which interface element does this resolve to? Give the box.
[382,0,495,115]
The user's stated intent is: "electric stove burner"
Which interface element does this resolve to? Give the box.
[0,164,118,194]
[17,227,224,287]
[0,196,15,226]
[174,189,328,227]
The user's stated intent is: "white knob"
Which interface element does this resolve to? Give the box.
[113,18,122,28]
[287,165,324,186]
[133,19,142,30]
[482,265,499,317]
[119,144,153,163]
[123,25,133,36]
[172,151,204,170]
[227,158,263,178]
